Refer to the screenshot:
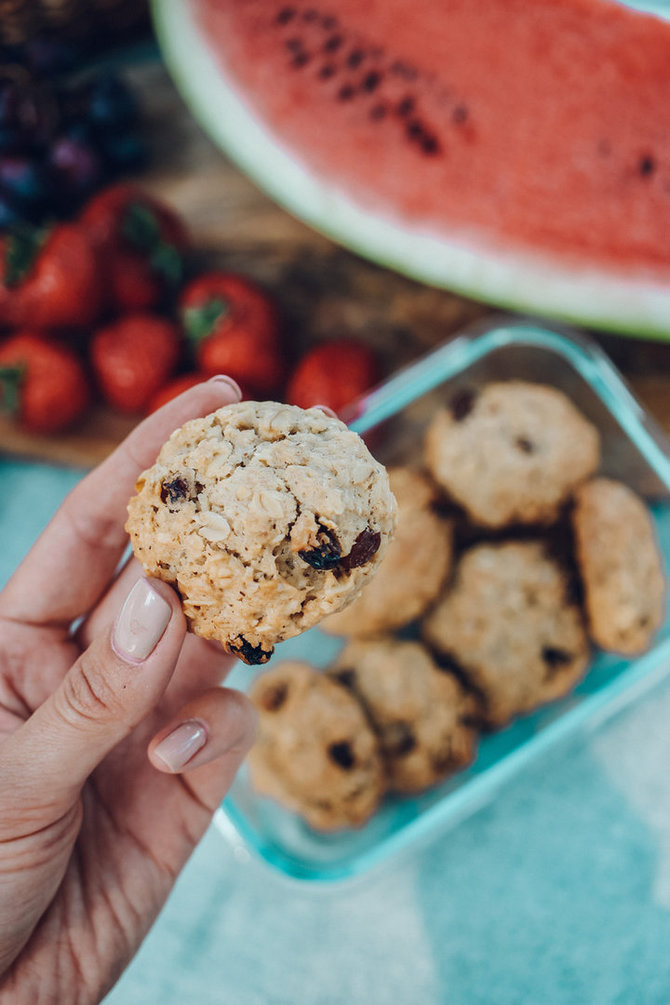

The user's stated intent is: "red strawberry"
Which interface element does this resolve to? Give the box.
[0,331,90,433]
[90,314,181,414]
[285,338,380,416]
[180,272,283,396]
[81,183,188,313]
[0,223,102,330]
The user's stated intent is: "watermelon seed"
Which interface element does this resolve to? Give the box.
[452,104,469,125]
[276,7,295,24]
[396,96,415,117]
[390,60,418,81]
[324,34,343,53]
[639,155,655,177]
[337,84,356,101]
[361,70,382,93]
[421,134,440,156]
[292,52,311,68]
[347,48,365,69]
[321,16,338,30]
[319,63,336,80]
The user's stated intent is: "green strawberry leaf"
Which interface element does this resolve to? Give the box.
[183,297,230,345]
[4,226,48,288]
[122,202,161,253]
[123,203,182,288]
[0,364,26,415]
[150,242,182,287]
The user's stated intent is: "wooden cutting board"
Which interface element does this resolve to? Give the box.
[2,57,670,469]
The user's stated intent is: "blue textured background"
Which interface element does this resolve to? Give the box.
[3,457,670,1005]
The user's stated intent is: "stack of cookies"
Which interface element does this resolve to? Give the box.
[248,381,666,832]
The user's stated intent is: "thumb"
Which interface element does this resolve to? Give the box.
[0,578,184,822]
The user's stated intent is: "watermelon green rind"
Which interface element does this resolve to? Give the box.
[153,0,670,339]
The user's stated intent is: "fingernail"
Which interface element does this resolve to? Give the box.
[153,720,208,771]
[208,375,242,401]
[313,404,337,418]
[112,579,171,663]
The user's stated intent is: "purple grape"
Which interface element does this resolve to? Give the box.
[0,78,57,152]
[99,132,147,171]
[24,36,78,77]
[84,72,139,130]
[0,193,23,229]
[48,135,102,205]
[0,155,49,208]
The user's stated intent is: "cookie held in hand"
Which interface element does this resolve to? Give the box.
[125,401,397,663]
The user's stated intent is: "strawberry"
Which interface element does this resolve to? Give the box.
[285,338,380,416]
[180,272,283,396]
[0,331,90,433]
[90,314,181,414]
[80,183,188,313]
[0,223,102,330]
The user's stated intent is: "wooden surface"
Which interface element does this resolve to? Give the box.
[2,57,670,469]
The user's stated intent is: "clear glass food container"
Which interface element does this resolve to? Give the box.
[216,319,670,883]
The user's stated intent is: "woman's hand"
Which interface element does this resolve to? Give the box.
[0,376,258,1004]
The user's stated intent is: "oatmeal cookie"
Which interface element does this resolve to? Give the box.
[323,467,452,637]
[126,401,397,663]
[424,381,600,528]
[572,477,665,654]
[329,638,479,793]
[248,661,385,830]
[422,541,589,727]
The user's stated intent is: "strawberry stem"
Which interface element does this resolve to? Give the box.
[183,297,230,345]
[122,203,182,287]
[0,364,25,416]
[4,226,48,287]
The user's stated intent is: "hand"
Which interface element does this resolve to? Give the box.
[0,377,258,1004]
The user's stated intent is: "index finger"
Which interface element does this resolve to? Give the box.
[0,376,241,629]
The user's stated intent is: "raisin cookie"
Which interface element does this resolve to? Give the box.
[422,541,589,727]
[424,381,600,528]
[572,478,665,655]
[248,661,385,831]
[322,467,452,637]
[329,639,479,793]
[126,401,397,664]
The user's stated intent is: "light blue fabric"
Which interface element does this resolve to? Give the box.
[3,458,670,1005]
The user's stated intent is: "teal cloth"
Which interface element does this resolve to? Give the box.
[3,457,670,1005]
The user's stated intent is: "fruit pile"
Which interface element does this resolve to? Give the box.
[0,182,380,434]
[0,36,145,228]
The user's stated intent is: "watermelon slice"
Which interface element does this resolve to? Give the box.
[154,0,670,336]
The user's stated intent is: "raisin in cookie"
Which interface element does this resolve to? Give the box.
[424,381,600,528]
[328,639,479,794]
[126,401,397,664]
[572,478,665,655]
[422,541,589,727]
[322,467,452,637]
[248,661,385,831]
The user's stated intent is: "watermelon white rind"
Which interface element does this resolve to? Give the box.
[153,0,670,339]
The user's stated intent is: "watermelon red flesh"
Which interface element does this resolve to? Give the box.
[192,0,670,277]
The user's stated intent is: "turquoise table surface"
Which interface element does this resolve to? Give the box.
[4,456,670,1005]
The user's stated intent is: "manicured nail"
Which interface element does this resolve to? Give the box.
[112,579,171,662]
[153,720,208,771]
[208,375,242,401]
